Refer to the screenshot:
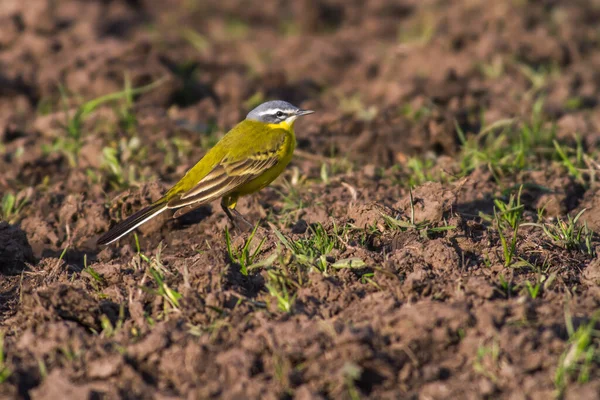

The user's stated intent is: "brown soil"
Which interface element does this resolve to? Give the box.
[2,0,600,399]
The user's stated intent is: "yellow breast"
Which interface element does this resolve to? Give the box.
[234,125,296,196]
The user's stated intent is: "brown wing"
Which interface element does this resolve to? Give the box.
[166,155,279,210]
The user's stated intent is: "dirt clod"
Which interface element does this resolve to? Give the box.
[0,222,34,275]
[394,182,457,224]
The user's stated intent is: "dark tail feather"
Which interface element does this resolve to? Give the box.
[97,201,168,245]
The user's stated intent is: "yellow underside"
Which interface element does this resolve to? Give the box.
[224,121,296,209]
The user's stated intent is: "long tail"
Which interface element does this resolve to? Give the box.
[96,201,169,245]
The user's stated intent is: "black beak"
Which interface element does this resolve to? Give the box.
[296,109,315,116]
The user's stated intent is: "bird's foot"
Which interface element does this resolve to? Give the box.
[229,209,255,233]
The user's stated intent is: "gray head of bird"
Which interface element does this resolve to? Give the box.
[246,100,314,126]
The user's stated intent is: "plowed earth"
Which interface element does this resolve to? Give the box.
[2,1,600,399]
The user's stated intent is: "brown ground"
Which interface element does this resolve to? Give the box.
[2,0,600,399]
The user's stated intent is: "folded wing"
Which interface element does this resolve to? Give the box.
[166,151,280,209]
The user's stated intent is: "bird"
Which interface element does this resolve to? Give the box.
[96,100,314,245]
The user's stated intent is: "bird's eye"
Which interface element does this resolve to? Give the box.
[276,111,284,117]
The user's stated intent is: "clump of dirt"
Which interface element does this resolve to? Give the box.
[578,188,600,232]
[2,0,600,399]
[0,222,34,275]
[347,202,394,230]
[37,283,119,332]
[394,181,457,223]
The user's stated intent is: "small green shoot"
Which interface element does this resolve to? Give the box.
[37,358,48,380]
[265,269,298,313]
[331,258,366,270]
[523,209,595,255]
[359,271,382,290]
[134,243,181,315]
[114,73,138,132]
[0,332,11,383]
[342,361,363,400]
[397,9,435,46]
[493,186,524,230]
[400,103,432,122]
[478,56,505,79]
[181,28,210,53]
[46,77,166,166]
[1,190,31,224]
[553,139,585,183]
[492,186,524,266]
[224,17,249,39]
[58,345,77,363]
[225,223,267,276]
[320,163,330,184]
[272,222,345,275]
[338,93,378,121]
[473,340,500,383]
[62,77,166,135]
[554,309,600,395]
[82,254,104,291]
[133,233,150,264]
[101,137,146,190]
[405,156,447,187]
[58,246,68,262]
[146,267,182,311]
[496,274,515,298]
[522,280,542,299]
[517,62,560,93]
[100,304,125,338]
[454,98,585,179]
[272,178,305,226]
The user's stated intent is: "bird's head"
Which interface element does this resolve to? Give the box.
[246,100,314,129]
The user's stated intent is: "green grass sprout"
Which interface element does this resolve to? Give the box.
[0,332,11,383]
[225,223,267,276]
[555,309,600,395]
[523,209,595,255]
[1,189,31,224]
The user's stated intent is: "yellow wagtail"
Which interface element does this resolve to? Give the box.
[97,100,314,245]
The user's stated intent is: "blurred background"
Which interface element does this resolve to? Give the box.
[3,0,599,179]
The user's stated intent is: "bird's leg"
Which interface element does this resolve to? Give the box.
[231,208,254,230]
[221,196,253,231]
[221,196,236,224]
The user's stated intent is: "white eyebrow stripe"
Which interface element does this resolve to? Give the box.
[257,108,282,116]
[257,108,295,116]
